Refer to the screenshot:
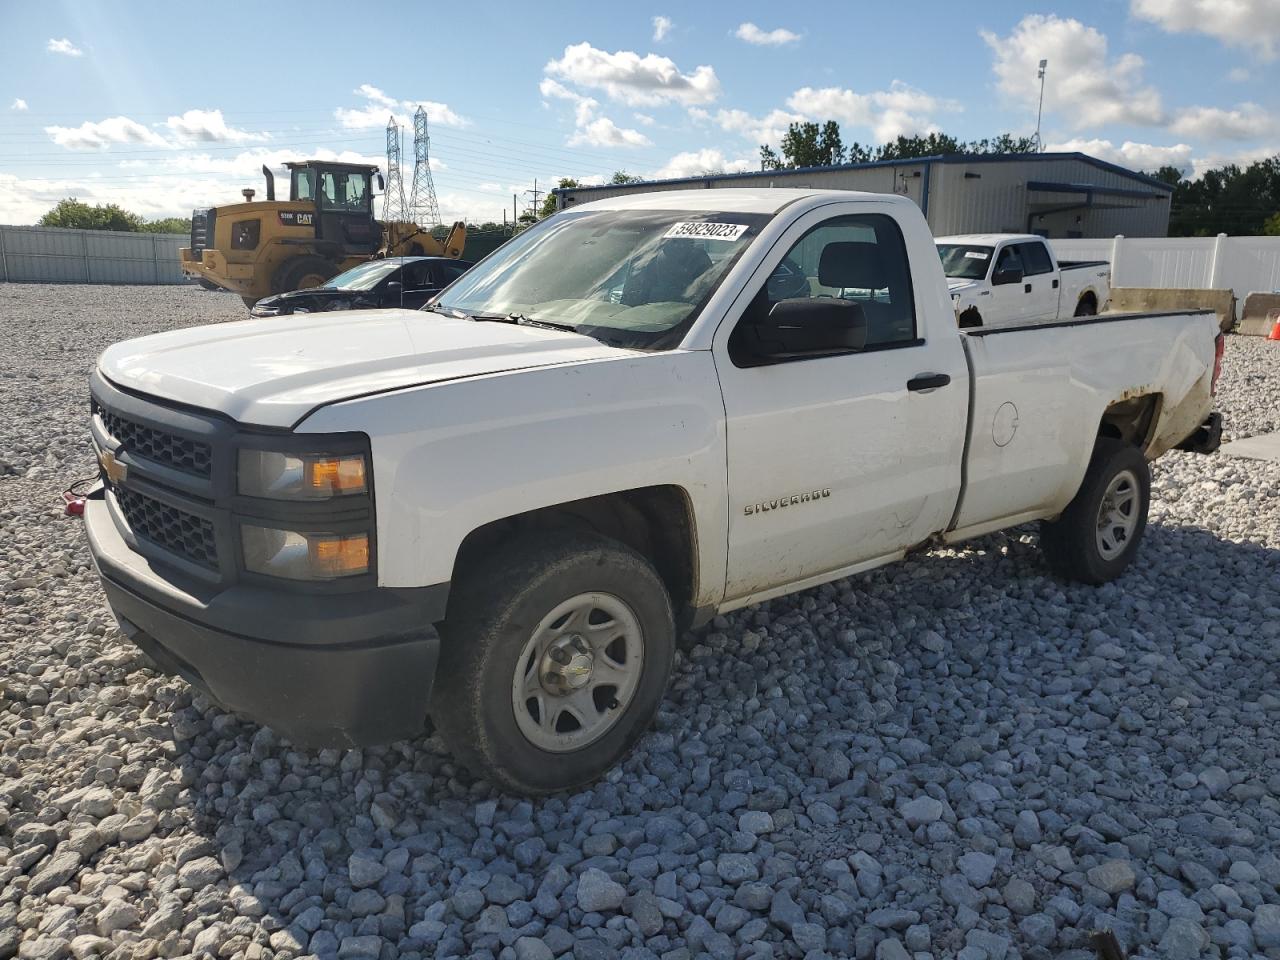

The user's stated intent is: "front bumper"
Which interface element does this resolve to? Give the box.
[84,488,445,748]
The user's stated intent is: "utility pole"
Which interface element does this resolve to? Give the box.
[383,116,408,223]
[1034,59,1048,153]
[407,106,442,230]
[524,178,545,220]
[513,194,518,228]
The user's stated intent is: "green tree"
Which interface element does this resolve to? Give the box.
[38,198,142,232]
[610,170,643,184]
[1161,156,1280,236]
[761,127,1044,170]
[140,216,192,234]
[37,198,190,233]
[1263,212,1280,236]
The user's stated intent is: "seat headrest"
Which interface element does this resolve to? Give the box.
[818,241,886,289]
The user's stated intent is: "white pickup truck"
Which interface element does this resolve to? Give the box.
[937,233,1111,328]
[84,188,1223,793]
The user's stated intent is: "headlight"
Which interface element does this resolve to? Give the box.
[241,525,369,580]
[238,450,367,499]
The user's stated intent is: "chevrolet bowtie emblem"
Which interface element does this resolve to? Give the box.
[99,449,128,485]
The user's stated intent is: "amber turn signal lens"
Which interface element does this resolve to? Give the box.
[309,533,370,578]
[307,456,367,495]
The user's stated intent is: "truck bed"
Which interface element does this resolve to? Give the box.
[1057,258,1109,270]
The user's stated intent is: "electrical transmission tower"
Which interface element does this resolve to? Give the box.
[383,116,409,224]
[408,106,442,229]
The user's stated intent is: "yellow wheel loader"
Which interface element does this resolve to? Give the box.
[180,161,466,308]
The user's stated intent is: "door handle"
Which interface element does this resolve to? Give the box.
[1052,278,1059,289]
[1024,283,1032,293]
[907,373,951,392]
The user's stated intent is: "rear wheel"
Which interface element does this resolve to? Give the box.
[433,531,675,794]
[1040,438,1150,583]
[273,255,337,294]
[958,307,983,329]
[1074,294,1098,317]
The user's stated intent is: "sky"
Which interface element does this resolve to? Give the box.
[1,0,1278,226]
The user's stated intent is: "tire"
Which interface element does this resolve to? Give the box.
[273,255,337,294]
[197,278,221,292]
[433,530,675,794]
[1074,294,1097,317]
[1040,438,1150,584]
[958,307,983,329]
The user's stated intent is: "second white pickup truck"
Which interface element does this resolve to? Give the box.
[84,188,1222,793]
[937,233,1111,328]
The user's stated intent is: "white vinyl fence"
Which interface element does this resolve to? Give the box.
[1052,234,1280,312]
[0,225,190,285]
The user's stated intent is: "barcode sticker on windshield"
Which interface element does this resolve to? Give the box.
[664,221,749,242]
[964,251,990,259]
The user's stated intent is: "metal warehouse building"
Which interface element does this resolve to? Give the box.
[555,152,1173,239]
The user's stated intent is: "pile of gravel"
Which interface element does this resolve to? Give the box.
[2,284,1279,960]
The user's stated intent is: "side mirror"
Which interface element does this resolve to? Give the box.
[377,174,385,191]
[991,266,1023,286]
[746,298,867,362]
[384,280,403,296]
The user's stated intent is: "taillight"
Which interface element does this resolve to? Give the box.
[1212,333,1224,395]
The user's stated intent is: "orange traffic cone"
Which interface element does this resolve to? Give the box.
[1270,313,1280,340]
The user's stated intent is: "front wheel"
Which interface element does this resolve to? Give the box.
[433,531,675,794]
[1040,439,1150,583]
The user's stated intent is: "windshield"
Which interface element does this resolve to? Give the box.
[937,244,994,281]
[322,259,402,291]
[434,209,772,350]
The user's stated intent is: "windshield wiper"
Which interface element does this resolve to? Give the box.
[510,313,579,334]
[421,303,468,318]
[464,311,580,334]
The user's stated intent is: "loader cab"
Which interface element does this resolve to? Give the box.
[286,161,383,255]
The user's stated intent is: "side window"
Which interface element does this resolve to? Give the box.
[995,245,1024,275]
[401,262,432,289]
[729,213,917,366]
[434,262,469,286]
[1018,241,1054,276]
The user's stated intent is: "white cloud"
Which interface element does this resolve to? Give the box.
[1169,103,1274,140]
[735,23,801,46]
[652,15,672,41]
[1132,0,1280,60]
[786,82,958,142]
[540,77,651,148]
[544,42,720,106]
[335,84,468,130]
[164,109,269,144]
[1227,66,1250,82]
[45,116,169,150]
[568,117,652,148]
[476,181,505,193]
[1045,137,1194,173]
[654,149,754,180]
[633,113,656,126]
[714,107,806,148]
[47,38,83,57]
[1190,144,1280,178]
[982,15,1164,129]
[10,98,27,111]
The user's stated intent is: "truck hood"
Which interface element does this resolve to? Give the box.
[98,310,637,428]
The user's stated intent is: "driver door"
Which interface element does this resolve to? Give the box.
[715,203,968,604]
[986,245,1030,324]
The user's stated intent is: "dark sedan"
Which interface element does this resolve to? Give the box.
[250,256,474,317]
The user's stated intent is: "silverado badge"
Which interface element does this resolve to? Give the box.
[744,488,830,516]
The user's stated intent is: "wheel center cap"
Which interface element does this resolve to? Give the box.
[542,635,594,692]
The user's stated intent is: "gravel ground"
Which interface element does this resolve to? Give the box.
[2,283,1280,960]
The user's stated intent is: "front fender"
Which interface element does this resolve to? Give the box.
[296,352,729,608]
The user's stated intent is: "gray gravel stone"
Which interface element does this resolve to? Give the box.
[1087,860,1136,894]
[576,868,626,913]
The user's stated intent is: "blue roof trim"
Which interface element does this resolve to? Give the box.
[1026,180,1168,200]
[554,151,1174,196]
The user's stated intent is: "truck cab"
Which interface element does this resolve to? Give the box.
[937,233,1110,328]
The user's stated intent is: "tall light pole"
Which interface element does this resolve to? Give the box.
[1034,59,1048,152]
